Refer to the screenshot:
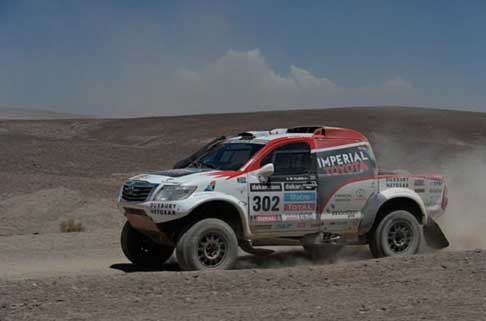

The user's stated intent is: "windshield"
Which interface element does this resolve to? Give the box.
[191,142,264,170]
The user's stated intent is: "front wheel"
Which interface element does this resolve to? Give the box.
[369,210,422,258]
[121,222,174,266]
[176,218,239,271]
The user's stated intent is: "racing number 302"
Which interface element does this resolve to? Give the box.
[253,196,280,212]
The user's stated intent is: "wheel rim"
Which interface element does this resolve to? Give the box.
[386,220,414,253]
[197,232,227,268]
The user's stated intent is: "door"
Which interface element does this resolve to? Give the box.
[314,143,378,234]
[248,142,319,234]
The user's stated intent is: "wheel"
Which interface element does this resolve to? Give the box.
[120,222,174,266]
[302,244,343,263]
[176,218,238,271]
[368,210,422,258]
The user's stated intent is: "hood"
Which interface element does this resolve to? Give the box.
[129,168,219,185]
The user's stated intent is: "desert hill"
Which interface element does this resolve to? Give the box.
[0,106,90,120]
[0,106,484,236]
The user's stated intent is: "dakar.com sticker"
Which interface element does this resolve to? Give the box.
[250,183,282,192]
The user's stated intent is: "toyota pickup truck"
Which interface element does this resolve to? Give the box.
[117,126,449,270]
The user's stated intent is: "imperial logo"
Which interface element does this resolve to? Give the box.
[317,150,369,168]
[316,149,370,176]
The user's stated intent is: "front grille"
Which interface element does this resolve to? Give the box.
[121,181,158,202]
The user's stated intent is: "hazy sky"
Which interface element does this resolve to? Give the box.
[1,0,485,116]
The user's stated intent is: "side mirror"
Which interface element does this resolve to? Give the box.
[257,163,274,183]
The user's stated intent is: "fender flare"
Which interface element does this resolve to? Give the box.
[359,188,428,234]
[184,192,252,238]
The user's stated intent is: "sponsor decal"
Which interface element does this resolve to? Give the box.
[150,203,177,215]
[285,176,309,181]
[431,180,443,186]
[325,209,359,218]
[317,150,370,176]
[283,203,316,211]
[204,180,216,192]
[414,179,425,187]
[414,188,425,193]
[284,182,316,191]
[385,177,409,188]
[335,193,352,203]
[284,192,316,202]
[236,176,247,184]
[282,213,316,221]
[355,188,366,201]
[274,222,294,229]
[253,215,281,222]
[429,188,443,193]
[250,183,282,192]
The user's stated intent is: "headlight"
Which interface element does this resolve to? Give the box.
[153,185,197,201]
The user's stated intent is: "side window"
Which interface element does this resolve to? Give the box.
[260,142,312,176]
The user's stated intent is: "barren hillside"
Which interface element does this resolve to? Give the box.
[0,106,484,236]
[0,107,90,120]
[1,106,486,321]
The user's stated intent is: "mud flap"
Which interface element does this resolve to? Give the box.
[423,218,450,250]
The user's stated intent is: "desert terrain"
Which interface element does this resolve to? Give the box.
[1,106,486,320]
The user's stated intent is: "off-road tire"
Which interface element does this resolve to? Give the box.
[121,222,174,266]
[369,210,422,258]
[176,218,238,271]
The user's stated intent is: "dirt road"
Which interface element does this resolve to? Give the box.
[1,245,485,321]
[1,229,485,321]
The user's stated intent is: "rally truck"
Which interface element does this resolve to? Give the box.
[117,126,449,270]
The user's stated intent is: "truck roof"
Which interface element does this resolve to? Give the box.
[229,126,368,145]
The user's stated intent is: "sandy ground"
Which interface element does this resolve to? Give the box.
[1,107,486,320]
[1,248,485,321]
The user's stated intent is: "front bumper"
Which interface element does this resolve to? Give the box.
[118,199,191,223]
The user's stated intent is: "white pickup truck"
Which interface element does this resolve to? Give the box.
[117,126,449,270]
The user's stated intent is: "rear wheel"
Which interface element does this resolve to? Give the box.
[121,222,174,266]
[369,210,422,258]
[176,218,238,271]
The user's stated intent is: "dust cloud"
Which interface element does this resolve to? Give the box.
[437,147,486,249]
[234,144,486,269]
